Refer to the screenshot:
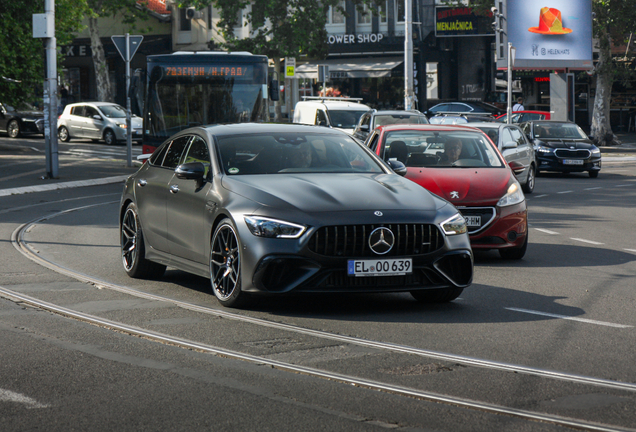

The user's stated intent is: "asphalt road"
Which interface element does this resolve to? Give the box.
[1,135,636,431]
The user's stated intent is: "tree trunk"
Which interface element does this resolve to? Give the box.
[273,57,283,122]
[88,16,113,102]
[590,34,621,146]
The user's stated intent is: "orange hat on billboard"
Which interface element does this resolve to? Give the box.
[528,7,572,34]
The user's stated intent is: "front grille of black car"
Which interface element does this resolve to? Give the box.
[308,224,444,257]
[456,207,496,234]
[310,267,447,291]
[555,149,591,159]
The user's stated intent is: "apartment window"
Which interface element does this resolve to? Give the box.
[357,4,372,25]
[327,1,345,24]
[378,1,388,24]
[179,8,191,31]
[395,0,405,23]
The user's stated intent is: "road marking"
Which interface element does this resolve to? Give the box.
[624,249,636,253]
[535,228,560,235]
[584,187,603,190]
[0,176,129,197]
[533,194,548,198]
[615,184,631,187]
[557,190,573,194]
[571,238,604,245]
[0,388,50,408]
[506,308,633,328]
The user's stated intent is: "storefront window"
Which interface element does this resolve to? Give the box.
[327,1,345,25]
[395,0,405,23]
[357,4,372,25]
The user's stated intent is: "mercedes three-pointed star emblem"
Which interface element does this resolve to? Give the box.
[368,227,395,255]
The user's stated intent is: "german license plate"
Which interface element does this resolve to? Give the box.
[464,216,481,227]
[563,159,583,165]
[348,258,412,277]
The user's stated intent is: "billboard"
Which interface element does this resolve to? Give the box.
[435,7,494,37]
[503,0,593,69]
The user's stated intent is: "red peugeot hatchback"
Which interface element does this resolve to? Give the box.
[366,124,528,259]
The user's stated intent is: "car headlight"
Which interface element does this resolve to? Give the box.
[116,123,127,129]
[441,213,467,235]
[536,145,553,154]
[497,182,525,207]
[244,216,306,238]
[591,147,601,156]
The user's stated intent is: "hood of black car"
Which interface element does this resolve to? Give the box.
[12,110,45,119]
[534,139,595,149]
[222,173,445,213]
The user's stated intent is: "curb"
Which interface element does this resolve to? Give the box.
[0,175,129,197]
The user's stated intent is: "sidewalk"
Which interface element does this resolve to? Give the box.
[0,142,139,197]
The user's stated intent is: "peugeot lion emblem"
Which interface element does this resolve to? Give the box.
[369,227,395,255]
[450,191,460,199]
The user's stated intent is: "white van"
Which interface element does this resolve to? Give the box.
[292,97,370,135]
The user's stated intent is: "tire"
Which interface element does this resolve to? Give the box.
[499,232,528,260]
[411,288,464,303]
[210,218,246,308]
[522,165,535,194]
[589,170,599,178]
[58,126,71,142]
[8,120,20,138]
[103,129,116,145]
[121,203,166,278]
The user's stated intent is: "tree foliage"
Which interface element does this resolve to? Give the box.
[0,0,85,105]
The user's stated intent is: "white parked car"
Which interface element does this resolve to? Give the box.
[58,102,143,145]
[292,97,370,135]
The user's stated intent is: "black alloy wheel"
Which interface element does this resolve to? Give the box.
[58,126,71,142]
[411,288,464,303]
[210,219,245,308]
[104,129,116,145]
[121,203,166,278]
[8,120,20,138]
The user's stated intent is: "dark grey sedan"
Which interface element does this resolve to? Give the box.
[0,101,44,138]
[120,123,473,307]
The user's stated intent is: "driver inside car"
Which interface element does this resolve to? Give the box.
[439,138,463,164]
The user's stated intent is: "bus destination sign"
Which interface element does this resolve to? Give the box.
[164,65,253,78]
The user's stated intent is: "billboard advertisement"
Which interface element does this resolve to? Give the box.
[504,0,593,69]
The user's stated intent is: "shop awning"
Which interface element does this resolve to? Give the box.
[295,57,403,79]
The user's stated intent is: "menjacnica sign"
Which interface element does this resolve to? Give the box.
[435,6,494,37]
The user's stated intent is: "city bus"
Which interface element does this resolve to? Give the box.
[141,51,276,154]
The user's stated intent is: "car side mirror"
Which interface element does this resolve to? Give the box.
[387,159,407,176]
[175,162,206,181]
[502,141,518,149]
[93,115,101,120]
[360,124,369,132]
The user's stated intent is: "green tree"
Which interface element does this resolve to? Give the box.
[589,0,636,146]
[0,0,85,105]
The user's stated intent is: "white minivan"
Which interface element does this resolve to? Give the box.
[292,97,370,135]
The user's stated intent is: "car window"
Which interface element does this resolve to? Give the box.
[382,130,504,168]
[99,104,127,118]
[85,106,99,118]
[501,128,515,146]
[430,104,449,113]
[360,113,371,128]
[70,105,85,116]
[162,136,191,169]
[216,132,385,175]
[149,142,170,166]
[374,115,428,127]
[367,132,380,152]
[451,103,470,113]
[328,110,368,129]
[182,136,211,178]
[524,113,544,121]
[316,109,328,126]
[509,127,526,146]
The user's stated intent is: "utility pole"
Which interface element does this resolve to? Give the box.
[33,0,58,178]
[404,0,414,111]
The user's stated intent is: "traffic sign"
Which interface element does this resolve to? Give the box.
[285,57,296,78]
[111,35,143,62]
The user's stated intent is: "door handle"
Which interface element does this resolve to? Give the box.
[170,184,179,194]
[137,179,147,187]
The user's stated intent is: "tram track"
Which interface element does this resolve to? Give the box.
[4,201,636,432]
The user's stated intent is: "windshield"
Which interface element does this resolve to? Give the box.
[99,104,127,118]
[534,123,588,139]
[217,132,385,175]
[375,114,429,127]
[328,110,368,129]
[383,130,504,168]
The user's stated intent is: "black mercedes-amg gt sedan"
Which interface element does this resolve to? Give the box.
[120,123,473,307]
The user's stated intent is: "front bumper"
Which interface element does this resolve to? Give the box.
[462,201,528,251]
[536,154,602,173]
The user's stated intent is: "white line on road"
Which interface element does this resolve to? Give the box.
[532,194,549,198]
[584,187,603,190]
[624,249,636,253]
[506,308,633,328]
[0,388,50,408]
[557,190,574,194]
[571,238,604,245]
[535,228,560,235]
[615,184,632,187]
